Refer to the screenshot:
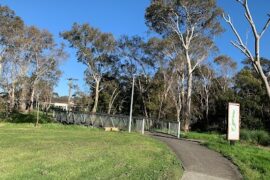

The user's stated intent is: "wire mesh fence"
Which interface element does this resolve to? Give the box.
[54,111,149,131]
[147,120,180,137]
[53,111,180,137]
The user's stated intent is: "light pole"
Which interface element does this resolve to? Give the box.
[128,75,135,133]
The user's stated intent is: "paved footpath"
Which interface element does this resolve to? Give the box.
[149,132,243,180]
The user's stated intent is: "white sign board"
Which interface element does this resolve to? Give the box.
[228,103,240,140]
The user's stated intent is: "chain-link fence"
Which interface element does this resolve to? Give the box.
[148,120,180,138]
[54,111,147,131]
[53,111,180,138]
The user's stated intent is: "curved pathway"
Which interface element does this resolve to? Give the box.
[149,132,242,180]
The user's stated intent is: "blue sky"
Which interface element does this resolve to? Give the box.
[1,0,270,96]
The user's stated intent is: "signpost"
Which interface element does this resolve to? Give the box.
[227,103,240,142]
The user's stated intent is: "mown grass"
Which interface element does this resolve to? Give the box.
[0,123,182,180]
[182,131,270,180]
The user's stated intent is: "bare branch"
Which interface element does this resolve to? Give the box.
[260,17,270,37]
[231,41,248,56]
[235,0,244,5]
[191,55,206,73]
[242,0,260,38]
[223,13,246,46]
[245,29,250,46]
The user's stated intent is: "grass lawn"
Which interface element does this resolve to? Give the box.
[0,123,182,180]
[182,132,270,180]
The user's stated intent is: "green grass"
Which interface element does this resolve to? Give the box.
[182,131,270,180]
[0,123,182,180]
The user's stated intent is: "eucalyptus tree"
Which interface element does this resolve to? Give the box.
[169,57,186,123]
[25,26,66,111]
[0,5,25,111]
[194,63,215,128]
[234,64,270,130]
[96,72,121,114]
[145,0,223,131]
[145,37,174,120]
[61,23,116,113]
[118,36,154,117]
[145,36,185,122]
[0,5,24,78]
[223,0,270,99]
[106,80,120,114]
[214,55,237,92]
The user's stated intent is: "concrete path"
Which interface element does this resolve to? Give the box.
[149,132,242,180]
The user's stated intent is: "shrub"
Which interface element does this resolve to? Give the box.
[251,130,270,146]
[241,129,270,146]
[240,129,251,141]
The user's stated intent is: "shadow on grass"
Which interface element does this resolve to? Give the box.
[0,111,54,124]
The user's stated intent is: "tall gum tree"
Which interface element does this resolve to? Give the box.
[223,0,270,99]
[61,23,116,113]
[146,36,185,122]
[26,26,66,111]
[145,37,176,121]
[0,6,24,78]
[145,0,223,131]
[118,36,154,118]
[0,5,27,112]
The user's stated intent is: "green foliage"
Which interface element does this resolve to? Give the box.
[235,69,270,131]
[240,129,270,146]
[145,0,223,36]
[61,23,116,66]
[0,112,54,124]
[0,123,182,179]
[250,130,270,146]
[240,129,251,141]
[183,132,270,179]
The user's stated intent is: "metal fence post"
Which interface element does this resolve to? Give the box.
[168,122,170,134]
[142,118,145,134]
[177,121,181,139]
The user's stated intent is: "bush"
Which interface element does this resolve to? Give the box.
[0,111,54,124]
[240,129,251,141]
[251,130,270,146]
[240,129,270,146]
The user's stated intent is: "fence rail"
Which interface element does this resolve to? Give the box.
[53,111,181,138]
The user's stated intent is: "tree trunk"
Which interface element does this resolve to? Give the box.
[0,56,2,79]
[29,88,35,112]
[205,93,209,129]
[176,108,180,123]
[46,94,52,116]
[142,96,148,118]
[107,104,112,114]
[184,50,193,132]
[92,80,100,113]
[256,61,270,98]
[9,64,16,112]
[35,99,39,127]
[9,84,15,112]
[19,84,27,112]
[157,97,164,121]
[138,78,149,118]
[107,88,119,115]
